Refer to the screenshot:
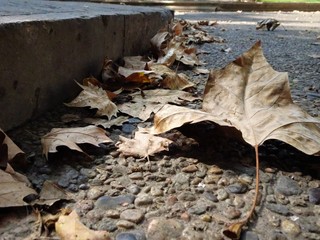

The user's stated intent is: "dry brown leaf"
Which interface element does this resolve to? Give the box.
[65,81,118,119]
[116,130,172,159]
[55,210,111,240]
[41,126,113,159]
[118,66,156,84]
[0,129,26,168]
[123,56,153,70]
[0,168,37,207]
[150,64,194,90]
[83,116,129,129]
[35,181,72,206]
[150,31,170,56]
[150,41,320,155]
[193,68,210,75]
[118,89,200,121]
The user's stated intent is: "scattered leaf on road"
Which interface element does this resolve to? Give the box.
[84,116,129,129]
[118,89,200,121]
[65,81,118,119]
[55,210,111,240]
[116,130,172,159]
[41,126,113,159]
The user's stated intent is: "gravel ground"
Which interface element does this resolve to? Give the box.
[1,11,320,240]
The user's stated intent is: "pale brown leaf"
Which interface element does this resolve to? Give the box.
[41,126,113,159]
[150,64,194,90]
[83,116,129,129]
[65,82,118,119]
[118,89,200,121]
[35,181,72,206]
[150,41,320,155]
[116,130,172,159]
[0,168,37,207]
[55,210,111,240]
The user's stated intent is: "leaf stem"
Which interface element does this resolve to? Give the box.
[222,144,260,239]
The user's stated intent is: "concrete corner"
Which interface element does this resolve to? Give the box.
[0,0,173,131]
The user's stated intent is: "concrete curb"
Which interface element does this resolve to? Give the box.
[94,1,320,12]
[0,0,173,131]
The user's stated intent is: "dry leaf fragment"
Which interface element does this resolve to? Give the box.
[150,31,170,56]
[0,129,26,168]
[84,116,129,129]
[55,210,110,240]
[65,81,118,119]
[41,126,113,159]
[150,64,194,90]
[118,89,200,121]
[116,130,172,159]
[35,181,72,206]
[0,168,37,207]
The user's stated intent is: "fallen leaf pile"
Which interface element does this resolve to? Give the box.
[1,18,320,240]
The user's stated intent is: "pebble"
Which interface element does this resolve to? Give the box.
[95,195,135,210]
[172,173,190,188]
[117,220,135,229]
[182,164,198,173]
[105,209,120,219]
[188,203,207,215]
[275,176,302,196]
[66,169,79,179]
[308,188,320,204]
[266,203,290,216]
[178,192,197,201]
[234,196,245,208]
[129,172,143,180]
[87,187,105,200]
[271,232,288,240]
[240,231,259,240]
[150,186,164,197]
[135,194,154,206]
[216,188,229,201]
[223,206,241,220]
[96,219,117,232]
[57,177,69,188]
[203,191,218,203]
[207,165,223,175]
[147,218,183,240]
[120,209,144,223]
[67,183,78,192]
[238,174,253,185]
[79,183,90,190]
[116,231,146,240]
[80,168,97,179]
[281,219,301,237]
[227,183,248,194]
[127,185,141,195]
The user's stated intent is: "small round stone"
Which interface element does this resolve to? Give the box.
[207,165,223,175]
[216,188,229,201]
[120,209,144,223]
[182,164,198,173]
[129,172,144,180]
[96,195,135,210]
[241,231,259,240]
[87,187,105,200]
[275,176,302,196]
[127,185,141,195]
[150,186,164,197]
[79,183,90,190]
[227,183,248,194]
[281,219,301,237]
[105,209,120,219]
[147,218,183,240]
[117,220,135,229]
[223,206,241,220]
[67,183,78,192]
[308,188,320,204]
[135,194,153,206]
[57,177,69,188]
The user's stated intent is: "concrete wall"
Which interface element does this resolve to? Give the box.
[0,0,173,130]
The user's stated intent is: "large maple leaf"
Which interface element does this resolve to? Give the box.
[149,41,320,155]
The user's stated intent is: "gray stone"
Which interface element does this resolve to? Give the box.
[117,220,135,229]
[129,172,143,180]
[80,168,97,179]
[120,209,144,223]
[116,231,146,240]
[240,231,259,240]
[271,232,288,240]
[67,183,78,192]
[57,177,69,188]
[266,203,290,216]
[135,194,153,206]
[188,203,207,215]
[87,187,105,200]
[223,206,241,220]
[203,191,218,203]
[216,188,229,201]
[150,186,164,197]
[309,188,320,204]
[66,169,79,179]
[127,185,141,195]
[95,195,135,210]
[275,176,302,196]
[178,192,197,201]
[147,218,183,240]
[96,219,117,232]
[227,183,248,194]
